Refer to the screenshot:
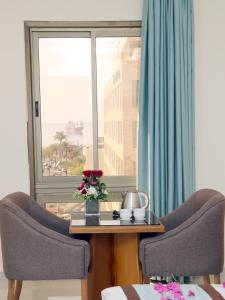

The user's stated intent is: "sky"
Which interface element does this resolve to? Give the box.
[39,37,121,124]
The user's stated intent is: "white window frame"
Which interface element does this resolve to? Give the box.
[25,21,141,202]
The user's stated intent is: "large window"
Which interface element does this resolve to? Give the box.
[27,22,141,203]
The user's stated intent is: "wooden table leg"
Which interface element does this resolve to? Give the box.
[82,233,143,299]
[113,233,142,285]
[82,234,114,300]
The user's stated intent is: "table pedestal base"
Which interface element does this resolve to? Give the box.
[82,233,142,300]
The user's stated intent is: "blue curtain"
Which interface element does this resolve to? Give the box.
[138,0,195,217]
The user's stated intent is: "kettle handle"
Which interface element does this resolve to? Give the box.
[138,192,149,209]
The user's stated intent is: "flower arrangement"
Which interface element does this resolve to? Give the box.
[73,170,108,202]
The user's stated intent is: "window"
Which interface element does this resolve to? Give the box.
[27,22,141,203]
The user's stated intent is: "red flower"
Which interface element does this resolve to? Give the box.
[98,170,103,177]
[82,170,103,177]
[83,170,92,177]
[93,170,103,177]
[81,189,87,194]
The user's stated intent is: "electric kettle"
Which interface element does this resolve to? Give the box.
[121,189,149,209]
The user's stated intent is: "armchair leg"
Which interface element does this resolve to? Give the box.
[81,278,88,300]
[15,281,23,300]
[203,275,210,284]
[214,274,220,284]
[7,279,23,300]
[8,279,15,300]
[142,276,150,284]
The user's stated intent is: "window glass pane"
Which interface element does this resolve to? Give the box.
[45,202,83,219]
[96,37,141,176]
[39,38,93,176]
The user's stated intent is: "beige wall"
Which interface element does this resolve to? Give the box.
[0,0,225,275]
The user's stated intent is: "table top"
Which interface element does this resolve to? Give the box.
[69,211,165,234]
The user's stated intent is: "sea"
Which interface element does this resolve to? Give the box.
[41,122,93,147]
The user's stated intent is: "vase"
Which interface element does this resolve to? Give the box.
[85,198,100,215]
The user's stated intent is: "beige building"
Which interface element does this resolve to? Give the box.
[103,37,141,176]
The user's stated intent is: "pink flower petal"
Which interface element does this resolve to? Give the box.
[154,283,165,294]
[222,282,225,288]
[188,290,195,297]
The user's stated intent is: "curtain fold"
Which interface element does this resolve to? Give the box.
[138,0,195,217]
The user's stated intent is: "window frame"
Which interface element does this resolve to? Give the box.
[25,21,141,202]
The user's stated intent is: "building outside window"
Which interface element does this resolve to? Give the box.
[101,37,141,176]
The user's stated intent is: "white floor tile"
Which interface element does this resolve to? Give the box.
[48,298,80,300]
[0,274,81,300]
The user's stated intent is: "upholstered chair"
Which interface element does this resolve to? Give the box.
[140,189,225,284]
[0,192,90,300]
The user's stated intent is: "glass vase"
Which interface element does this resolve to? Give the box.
[85,198,100,215]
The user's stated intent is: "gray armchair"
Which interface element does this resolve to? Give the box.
[0,192,90,300]
[140,189,225,283]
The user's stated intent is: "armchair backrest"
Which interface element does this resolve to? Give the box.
[160,189,225,231]
[0,192,70,235]
[190,189,222,213]
[0,192,46,221]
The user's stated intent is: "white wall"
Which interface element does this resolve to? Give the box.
[194,1,225,280]
[0,0,143,274]
[0,0,225,275]
[195,0,225,194]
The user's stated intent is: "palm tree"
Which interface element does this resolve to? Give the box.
[54,131,67,145]
[61,141,69,159]
[54,131,67,162]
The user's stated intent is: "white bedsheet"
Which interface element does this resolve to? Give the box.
[101,284,225,300]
